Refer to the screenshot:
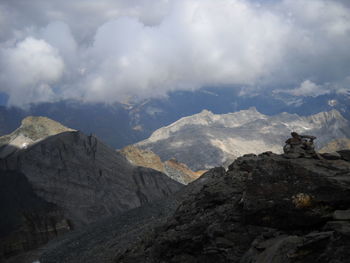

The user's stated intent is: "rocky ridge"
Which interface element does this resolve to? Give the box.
[39,150,350,263]
[115,151,350,263]
[120,145,204,184]
[136,108,350,170]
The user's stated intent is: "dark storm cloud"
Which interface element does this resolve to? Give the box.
[0,0,350,106]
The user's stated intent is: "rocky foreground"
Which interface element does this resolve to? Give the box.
[39,150,350,263]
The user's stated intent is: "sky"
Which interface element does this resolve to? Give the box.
[0,0,349,106]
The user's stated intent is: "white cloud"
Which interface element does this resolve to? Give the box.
[285,80,330,97]
[0,37,64,105]
[75,0,292,102]
[0,0,350,106]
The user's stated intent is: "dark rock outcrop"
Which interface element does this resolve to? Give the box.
[114,151,350,262]
[0,170,70,260]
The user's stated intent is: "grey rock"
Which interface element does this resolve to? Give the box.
[114,154,350,263]
[241,235,303,263]
[321,152,342,160]
[333,209,350,220]
[324,221,350,235]
[338,150,350,161]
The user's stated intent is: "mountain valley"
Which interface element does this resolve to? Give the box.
[1,88,349,150]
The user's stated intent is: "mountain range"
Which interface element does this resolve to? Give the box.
[136,108,350,170]
[1,87,349,149]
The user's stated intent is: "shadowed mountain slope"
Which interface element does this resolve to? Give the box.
[0,119,182,261]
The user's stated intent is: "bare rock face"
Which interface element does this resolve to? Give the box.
[163,159,205,184]
[120,145,165,173]
[0,121,182,261]
[120,145,203,184]
[113,151,350,263]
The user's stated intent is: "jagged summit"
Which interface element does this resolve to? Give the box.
[113,151,350,263]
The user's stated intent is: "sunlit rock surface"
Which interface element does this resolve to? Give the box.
[0,116,75,158]
[137,108,350,170]
[120,145,204,184]
[320,138,350,153]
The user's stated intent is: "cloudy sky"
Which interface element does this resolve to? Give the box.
[0,0,349,106]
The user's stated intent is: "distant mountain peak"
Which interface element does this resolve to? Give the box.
[19,116,75,140]
[198,109,213,115]
[143,108,267,144]
[315,108,343,118]
[0,116,75,158]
